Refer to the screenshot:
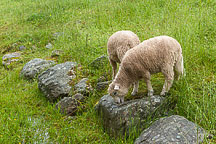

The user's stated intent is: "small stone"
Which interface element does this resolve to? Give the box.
[96,81,111,91]
[55,97,80,116]
[2,52,21,66]
[46,43,52,49]
[53,32,64,38]
[19,45,26,51]
[72,93,84,101]
[89,55,109,69]
[51,50,63,57]
[74,78,92,96]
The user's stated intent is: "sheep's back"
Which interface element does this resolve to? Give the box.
[107,31,140,63]
[121,36,182,74]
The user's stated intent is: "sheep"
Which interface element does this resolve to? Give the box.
[108,35,184,104]
[107,30,140,95]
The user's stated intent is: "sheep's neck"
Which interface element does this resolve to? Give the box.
[114,69,133,89]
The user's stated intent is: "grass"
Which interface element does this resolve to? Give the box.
[0,0,215,143]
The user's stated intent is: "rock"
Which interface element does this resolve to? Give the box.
[96,81,111,91]
[134,115,207,144]
[51,50,63,57]
[19,45,26,51]
[45,43,52,49]
[95,95,167,137]
[20,58,56,79]
[53,32,64,38]
[55,97,81,116]
[2,52,21,66]
[56,93,85,116]
[89,55,109,69]
[74,78,92,96]
[97,76,108,83]
[72,93,85,101]
[38,62,77,102]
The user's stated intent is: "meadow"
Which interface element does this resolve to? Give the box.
[0,0,215,143]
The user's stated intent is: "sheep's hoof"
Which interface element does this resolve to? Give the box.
[147,90,154,96]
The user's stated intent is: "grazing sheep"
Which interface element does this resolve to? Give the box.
[107,30,140,95]
[108,35,184,104]
[107,30,140,78]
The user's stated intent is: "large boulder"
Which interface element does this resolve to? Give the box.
[134,115,207,144]
[20,58,55,79]
[95,95,167,137]
[38,62,77,102]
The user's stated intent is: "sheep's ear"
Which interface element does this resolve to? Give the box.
[114,85,120,90]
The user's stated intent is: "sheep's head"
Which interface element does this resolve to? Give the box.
[108,83,128,104]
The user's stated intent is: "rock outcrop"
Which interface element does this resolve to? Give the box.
[134,115,207,144]
[38,62,77,102]
[95,94,167,137]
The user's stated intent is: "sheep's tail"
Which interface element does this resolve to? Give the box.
[175,54,185,80]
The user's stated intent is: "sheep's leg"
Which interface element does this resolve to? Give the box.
[144,72,154,96]
[161,67,174,96]
[175,55,184,80]
[131,81,139,96]
[109,59,117,79]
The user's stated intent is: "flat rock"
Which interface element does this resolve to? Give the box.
[95,95,167,137]
[38,62,77,102]
[134,115,207,144]
[20,58,55,79]
[19,45,26,51]
[2,52,21,66]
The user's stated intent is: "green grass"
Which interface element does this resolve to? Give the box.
[0,0,215,143]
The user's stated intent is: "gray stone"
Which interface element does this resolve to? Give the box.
[134,115,207,144]
[51,50,63,57]
[53,32,64,38]
[97,76,108,83]
[38,62,77,102]
[19,45,26,51]
[74,78,92,95]
[89,55,109,69]
[2,52,21,66]
[96,81,111,91]
[45,43,52,49]
[95,95,166,137]
[72,93,84,101]
[20,58,55,79]
[55,97,81,116]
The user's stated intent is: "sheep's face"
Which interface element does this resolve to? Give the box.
[108,83,128,104]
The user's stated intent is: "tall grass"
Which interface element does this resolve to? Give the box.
[0,0,215,143]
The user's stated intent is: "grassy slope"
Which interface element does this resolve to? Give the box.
[0,0,215,143]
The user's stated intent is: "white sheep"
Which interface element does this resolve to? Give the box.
[108,35,184,104]
[107,30,140,95]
